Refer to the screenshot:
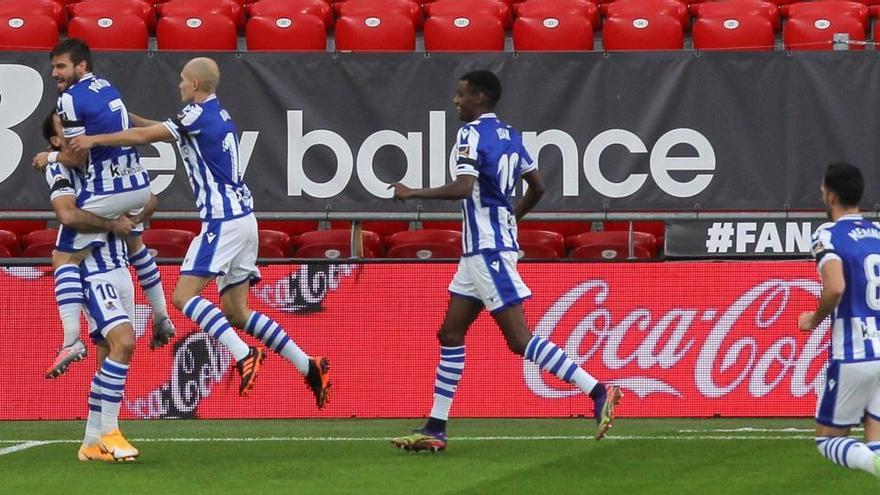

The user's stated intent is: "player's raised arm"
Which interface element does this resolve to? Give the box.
[128,112,163,128]
[70,123,175,151]
[389,175,476,201]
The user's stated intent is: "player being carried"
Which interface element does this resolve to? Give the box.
[43,110,149,461]
[388,70,622,452]
[32,39,175,380]
[72,57,331,404]
[799,163,880,479]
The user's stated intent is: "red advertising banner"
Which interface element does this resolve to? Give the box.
[0,261,826,420]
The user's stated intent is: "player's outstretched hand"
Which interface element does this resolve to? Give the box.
[389,183,414,201]
[798,311,817,332]
[110,216,136,238]
[32,152,50,171]
[70,135,96,152]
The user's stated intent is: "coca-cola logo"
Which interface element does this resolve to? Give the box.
[127,332,232,419]
[526,279,828,400]
[255,263,356,313]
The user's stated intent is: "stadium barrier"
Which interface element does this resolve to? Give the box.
[1,260,825,420]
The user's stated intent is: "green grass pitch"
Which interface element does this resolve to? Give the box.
[1,418,877,494]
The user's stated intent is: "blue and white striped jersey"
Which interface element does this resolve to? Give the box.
[811,214,880,362]
[451,113,536,257]
[163,95,253,222]
[44,162,129,277]
[56,73,150,197]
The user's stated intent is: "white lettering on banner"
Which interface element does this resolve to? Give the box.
[285,109,716,200]
[706,222,813,254]
[0,65,43,183]
[527,278,827,400]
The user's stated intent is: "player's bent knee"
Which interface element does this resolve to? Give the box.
[223,309,249,329]
[171,288,195,311]
[107,324,136,361]
[504,336,527,356]
[436,326,465,347]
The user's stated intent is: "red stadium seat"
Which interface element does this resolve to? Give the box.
[69,0,156,30]
[296,229,383,256]
[424,14,505,51]
[21,242,56,258]
[517,221,590,237]
[602,0,690,29]
[386,243,462,259]
[518,243,560,259]
[780,1,869,26]
[141,228,196,248]
[602,13,684,50]
[158,0,244,29]
[515,0,599,28]
[22,229,58,248]
[0,221,47,236]
[420,220,462,231]
[691,1,780,31]
[384,229,461,250]
[67,14,149,50]
[0,0,66,28]
[336,0,423,30]
[259,229,291,253]
[146,242,189,258]
[566,231,658,260]
[294,243,377,259]
[258,244,287,258]
[693,14,775,50]
[513,13,593,51]
[157,14,237,50]
[0,244,11,258]
[783,4,867,50]
[603,221,665,249]
[257,220,320,235]
[148,220,201,233]
[425,0,511,29]
[0,14,58,50]
[330,221,411,237]
[247,0,334,29]
[335,13,415,51]
[517,229,565,257]
[0,230,20,256]
[246,15,327,51]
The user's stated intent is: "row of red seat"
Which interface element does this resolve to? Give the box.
[0,221,664,260]
[0,0,874,51]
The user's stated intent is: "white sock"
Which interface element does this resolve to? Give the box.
[183,296,250,361]
[244,311,309,374]
[129,247,169,320]
[97,359,128,435]
[83,372,103,445]
[816,436,879,476]
[54,264,83,347]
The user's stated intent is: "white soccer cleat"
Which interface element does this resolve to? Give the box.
[45,339,87,379]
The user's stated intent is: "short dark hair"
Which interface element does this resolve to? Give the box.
[460,70,501,109]
[824,162,864,206]
[41,110,58,144]
[50,38,92,72]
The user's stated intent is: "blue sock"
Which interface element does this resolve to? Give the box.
[427,345,465,431]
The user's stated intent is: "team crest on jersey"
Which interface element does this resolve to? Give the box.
[811,241,827,257]
[105,301,117,311]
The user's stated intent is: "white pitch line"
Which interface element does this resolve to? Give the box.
[0,441,58,456]
[0,433,814,451]
[678,427,864,433]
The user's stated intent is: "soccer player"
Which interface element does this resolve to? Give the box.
[32,39,175,379]
[71,57,332,403]
[43,111,146,461]
[798,163,880,479]
[388,71,622,452]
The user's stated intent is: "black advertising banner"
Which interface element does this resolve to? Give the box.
[1,51,878,213]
